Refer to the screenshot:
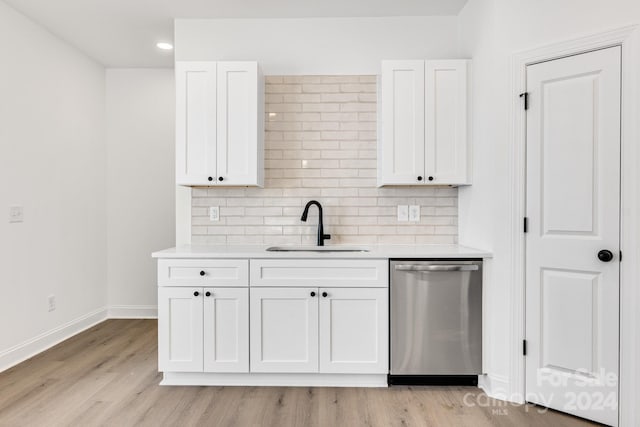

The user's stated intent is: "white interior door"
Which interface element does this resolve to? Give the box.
[525,46,621,426]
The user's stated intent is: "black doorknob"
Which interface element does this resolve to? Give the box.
[200,271,205,276]
[193,291,200,297]
[218,177,224,181]
[205,291,211,297]
[208,177,213,182]
[598,250,614,262]
[428,176,434,181]
[310,291,316,297]
[322,292,328,298]
[417,176,423,181]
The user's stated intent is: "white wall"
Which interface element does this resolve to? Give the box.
[106,69,175,317]
[0,1,107,369]
[175,17,460,75]
[457,0,640,415]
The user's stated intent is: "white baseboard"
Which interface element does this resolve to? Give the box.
[0,307,108,373]
[108,305,157,319]
[478,374,519,403]
[161,372,388,387]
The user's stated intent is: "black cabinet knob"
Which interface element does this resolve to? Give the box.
[193,291,200,297]
[598,249,614,262]
[417,176,423,181]
[208,177,213,182]
[310,291,316,297]
[205,291,211,297]
[218,177,224,182]
[322,292,328,298]
[428,176,434,181]
[200,271,205,276]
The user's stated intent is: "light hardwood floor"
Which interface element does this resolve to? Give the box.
[0,320,599,427]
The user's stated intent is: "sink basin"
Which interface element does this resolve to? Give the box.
[266,246,370,253]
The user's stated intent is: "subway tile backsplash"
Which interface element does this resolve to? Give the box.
[191,75,458,245]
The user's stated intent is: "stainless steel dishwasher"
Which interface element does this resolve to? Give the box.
[389,259,482,385]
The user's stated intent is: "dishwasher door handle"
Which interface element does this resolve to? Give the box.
[394,264,480,272]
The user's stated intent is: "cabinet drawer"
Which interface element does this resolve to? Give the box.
[158,259,248,287]
[250,259,388,288]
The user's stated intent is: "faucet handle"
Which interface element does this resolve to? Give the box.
[323,234,331,240]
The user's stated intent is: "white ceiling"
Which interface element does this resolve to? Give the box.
[3,0,468,68]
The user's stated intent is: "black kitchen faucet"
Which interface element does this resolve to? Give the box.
[301,200,331,246]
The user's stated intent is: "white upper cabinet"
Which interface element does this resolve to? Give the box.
[379,61,425,185]
[379,59,471,186]
[176,61,264,187]
[176,62,217,186]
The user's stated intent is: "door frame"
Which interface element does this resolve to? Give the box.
[508,24,640,426]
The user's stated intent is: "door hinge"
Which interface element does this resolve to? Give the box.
[523,217,529,233]
[620,250,622,261]
[519,92,529,110]
[523,340,527,356]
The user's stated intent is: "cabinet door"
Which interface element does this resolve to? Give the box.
[319,288,388,374]
[216,62,261,186]
[203,288,249,372]
[379,60,425,186]
[175,62,217,186]
[158,287,203,372]
[425,60,470,185]
[250,287,319,373]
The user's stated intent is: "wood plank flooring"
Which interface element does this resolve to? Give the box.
[0,320,599,426]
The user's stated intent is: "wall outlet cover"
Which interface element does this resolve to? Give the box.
[409,205,421,222]
[9,206,23,223]
[397,205,409,222]
[209,206,220,222]
[48,295,56,312]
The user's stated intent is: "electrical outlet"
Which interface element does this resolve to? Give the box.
[397,205,409,222]
[409,205,421,222]
[9,206,23,223]
[48,295,56,312]
[209,206,220,222]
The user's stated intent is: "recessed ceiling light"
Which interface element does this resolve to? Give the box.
[156,42,174,51]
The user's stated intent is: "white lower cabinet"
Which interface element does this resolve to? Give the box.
[203,287,249,372]
[158,287,249,373]
[250,287,388,374]
[319,288,388,374]
[250,287,319,373]
[158,287,204,372]
[157,258,389,385]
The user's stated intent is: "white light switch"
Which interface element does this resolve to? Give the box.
[409,205,421,222]
[9,206,23,223]
[397,205,408,222]
[209,206,220,222]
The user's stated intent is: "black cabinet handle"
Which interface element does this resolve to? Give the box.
[322,292,328,298]
[200,271,205,276]
[208,177,213,182]
[205,291,211,297]
[417,176,423,181]
[193,291,200,297]
[428,176,434,181]
[218,177,224,182]
[310,291,316,297]
[598,249,614,262]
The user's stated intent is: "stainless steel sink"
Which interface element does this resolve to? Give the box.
[266,246,369,253]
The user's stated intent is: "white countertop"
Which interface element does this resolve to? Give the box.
[152,244,492,259]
